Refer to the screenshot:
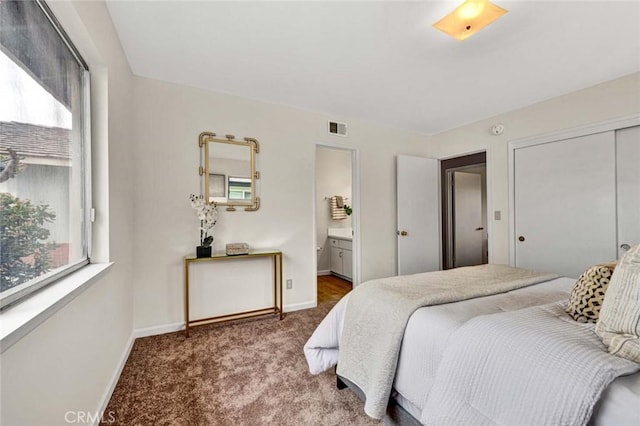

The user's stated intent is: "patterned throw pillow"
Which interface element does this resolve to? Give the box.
[566,264,616,323]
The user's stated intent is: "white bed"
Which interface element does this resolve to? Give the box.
[304,276,640,425]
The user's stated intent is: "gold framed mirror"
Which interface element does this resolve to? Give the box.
[199,132,260,211]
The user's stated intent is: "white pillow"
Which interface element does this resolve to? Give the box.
[595,244,640,362]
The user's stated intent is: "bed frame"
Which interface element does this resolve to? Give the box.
[336,373,421,426]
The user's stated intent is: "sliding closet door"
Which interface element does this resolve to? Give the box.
[616,126,640,258]
[514,131,617,278]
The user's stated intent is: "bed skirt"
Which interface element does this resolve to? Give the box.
[336,373,421,426]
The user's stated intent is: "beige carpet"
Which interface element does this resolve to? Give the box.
[102,300,381,425]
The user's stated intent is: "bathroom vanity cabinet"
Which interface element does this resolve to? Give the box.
[330,237,352,281]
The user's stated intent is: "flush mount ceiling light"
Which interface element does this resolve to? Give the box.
[433,0,508,41]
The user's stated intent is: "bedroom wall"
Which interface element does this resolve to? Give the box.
[427,72,640,266]
[0,2,135,425]
[130,77,429,331]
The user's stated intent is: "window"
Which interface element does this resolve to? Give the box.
[0,0,90,309]
[228,177,252,201]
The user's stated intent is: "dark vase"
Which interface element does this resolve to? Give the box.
[196,245,212,258]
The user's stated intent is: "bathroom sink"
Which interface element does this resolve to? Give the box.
[328,227,353,240]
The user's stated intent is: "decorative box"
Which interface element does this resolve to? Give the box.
[226,242,249,256]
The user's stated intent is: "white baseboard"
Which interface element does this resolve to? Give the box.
[284,301,316,312]
[96,331,135,425]
[134,321,184,339]
[317,270,331,276]
[130,301,317,343]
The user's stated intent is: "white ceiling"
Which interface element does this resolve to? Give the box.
[106,1,640,135]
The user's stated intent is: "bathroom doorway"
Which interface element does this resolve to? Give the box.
[441,152,488,270]
[314,144,359,302]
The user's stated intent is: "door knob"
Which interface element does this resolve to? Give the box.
[399,230,408,236]
[620,243,631,251]
[475,227,484,231]
[518,236,525,242]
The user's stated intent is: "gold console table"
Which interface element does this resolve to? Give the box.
[184,249,283,337]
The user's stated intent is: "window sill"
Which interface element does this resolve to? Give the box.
[0,263,114,354]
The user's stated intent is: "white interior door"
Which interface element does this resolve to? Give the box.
[514,131,617,278]
[397,155,440,275]
[453,171,483,267]
[616,125,640,257]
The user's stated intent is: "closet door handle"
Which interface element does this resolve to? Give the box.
[620,243,631,251]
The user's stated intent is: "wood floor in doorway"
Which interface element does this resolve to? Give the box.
[318,274,352,304]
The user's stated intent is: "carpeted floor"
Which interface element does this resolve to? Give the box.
[102,299,381,425]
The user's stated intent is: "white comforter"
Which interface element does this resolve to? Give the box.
[303,277,640,425]
[304,294,350,375]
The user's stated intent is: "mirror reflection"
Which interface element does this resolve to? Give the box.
[208,143,252,204]
[201,133,260,211]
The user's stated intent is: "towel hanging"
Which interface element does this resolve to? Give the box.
[330,196,348,220]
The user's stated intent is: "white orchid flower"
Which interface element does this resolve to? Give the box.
[189,194,218,246]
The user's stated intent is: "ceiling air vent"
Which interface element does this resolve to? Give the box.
[328,121,347,137]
